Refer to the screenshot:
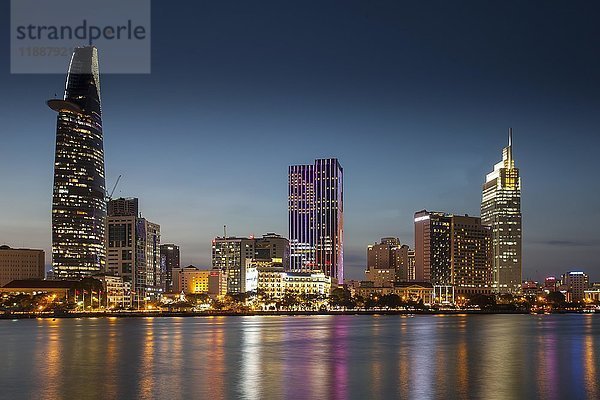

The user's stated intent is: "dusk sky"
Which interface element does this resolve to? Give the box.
[1,1,599,281]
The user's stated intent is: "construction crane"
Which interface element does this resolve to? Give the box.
[107,174,122,201]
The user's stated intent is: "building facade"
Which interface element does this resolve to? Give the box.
[365,238,411,284]
[414,210,493,295]
[172,266,229,298]
[49,46,106,279]
[481,128,522,294]
[407,249,416,281]
[208,269,228,298]
[106,198,161,303]
[256,263,332,300]
[562,271,589,302]
[211,234,289,294]
[172,266,210,294]
[288,158,343,283]
[450,215,494,294]
[254,233,290,268]
[414,211,451,283]
[212,236,257,294]
[0,245,45,287]
[95,274,130,308]
[160,244,180,292]
[355,282,435,305]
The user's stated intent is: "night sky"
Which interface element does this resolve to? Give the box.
[1,1,599,281]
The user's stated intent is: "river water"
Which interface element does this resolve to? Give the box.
[0,314,598,399]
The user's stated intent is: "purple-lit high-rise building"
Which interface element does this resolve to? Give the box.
[288,158,343,284]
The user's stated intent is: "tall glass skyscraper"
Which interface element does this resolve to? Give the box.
[288,158,343,284]
[48,47,106,279]
[481,128,522,294]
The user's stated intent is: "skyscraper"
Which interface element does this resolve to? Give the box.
[414,211,451,283]
[160,244,180,292]
[481,129,522,294]
[106,198,161,303]
[414,210,493,294]
[288,158,343,283]
[211,236,255,294]
[48,46,106,279]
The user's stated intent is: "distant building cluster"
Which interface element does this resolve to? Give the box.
[523,271,598,303]
[358,131,521,301]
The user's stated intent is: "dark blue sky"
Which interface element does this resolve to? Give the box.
[1,1,599,281]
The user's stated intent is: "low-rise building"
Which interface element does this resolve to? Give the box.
[355,282,434,304]
[256,263,331,300]
[283,272,331,296]
[173,266,228,297]
[0,279,77,300]
[172,266,210,294]
[543,276,559,293]
[584,288,600,303]
[95,274,130,308]
[522,281,540,296]
[0,245,45,287]
[257,264,285,300]
[364,268,395,287]
[208,269,228,298]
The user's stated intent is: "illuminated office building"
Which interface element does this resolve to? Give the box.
[160,244,180,292]
[414,210,493,294]
[414,211,451,283]
[561,271,589,302]
[288,158,343,283]
[407,249,416,281]
[254,233,290,268]
[481,128,522,294]
[365,238,411,285]
[106,198,161,302]
[48,46,106,279]
[211,234,288,294]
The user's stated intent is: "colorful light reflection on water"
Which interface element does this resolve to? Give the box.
[0,314,598,399]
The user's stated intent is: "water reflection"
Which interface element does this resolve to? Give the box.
[536,317,559,400]
[330,316,348,400]
[1,315,600,400]
[240,318,261,399]
[138,319,155,399]
[584,335,597,397]
[34,319,61,399]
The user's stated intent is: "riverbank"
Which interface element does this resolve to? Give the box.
[3,308,594,319]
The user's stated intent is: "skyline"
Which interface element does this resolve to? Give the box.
[1,1,599,281]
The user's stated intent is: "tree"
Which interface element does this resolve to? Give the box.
[546,291,566,305]
[280,290,300,310]
[378,293,401,309]
[468,294,496,310]
[329,288,355,309]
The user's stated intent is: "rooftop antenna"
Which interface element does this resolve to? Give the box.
[224,225,227,238]
[507,128,513,165]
